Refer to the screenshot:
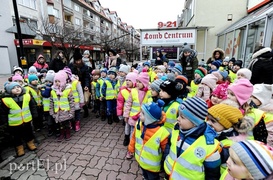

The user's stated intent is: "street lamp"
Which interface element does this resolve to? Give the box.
[131,28,134,64]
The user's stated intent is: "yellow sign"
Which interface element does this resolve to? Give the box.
[21,58,27,66]
[33,39,45,46]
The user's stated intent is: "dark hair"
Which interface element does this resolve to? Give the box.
[253,46,265,54]
[53,50,64,59]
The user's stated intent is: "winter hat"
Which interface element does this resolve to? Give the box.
[201,74,218,90]
[228,79,253,106]
[136,72,149,88]
[237,68,252,80]
[229,57,236,64]
[182,43,191,53]
[234,60,243,67]
[126,72,137,85]
[160,80,180,98]
[100,68,107,74]
[13,66,23,74]
[175,75,188,85]
[143,61,150,67]
[28,66,37,74]
[171,65,183,75]
[218,70,228,80]
[40,69,48,74]
[252,84,273,106]
[208,104,243,129]
[194,67,207,78]
[119,64,130,74]
[73,48,82,61]
[166,73,175,81]
[223,56,230,62]
[63,66,72,80]
[157,65,166,73]
[53,70,67,94]
[211,83,228,99]
[141,100,165,125]
[108,67,117,76]
[12,74,23,82]
[5,82,21,94]
[211,61,221,69]
[28,74,38,83]
[150,79,164,93]
[92,69,101,76]
[231,140,273,179]
[179,97,208,126]
[83,50,90,55]
[168,61,175,68]
[44,70,55,83]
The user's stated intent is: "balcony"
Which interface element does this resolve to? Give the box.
[63,6,73,16]
[83,27,95,35]
[64,20,74,29]
[83,14,93,22]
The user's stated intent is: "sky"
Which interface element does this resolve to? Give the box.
[99,0,185,29]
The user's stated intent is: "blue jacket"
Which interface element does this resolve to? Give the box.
[101,77,117,97]
[41,84,52,98]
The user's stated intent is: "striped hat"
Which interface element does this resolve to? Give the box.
[231,140,273,179]
[178,97,208,126]
[150,79,163,93]
[171,65,183,75]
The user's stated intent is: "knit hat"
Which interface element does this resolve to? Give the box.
[194,67,207,78]
[175,75,188,85]
[201,74,218,90]
[157,65,166,73]
[92,69,101,76]
[137,72,149,88]
[13,66,23,74]
[53,70,67,95]
[252,84,273,106]
[182,43,191,53]
[212,61,221,69]
[44,70,55,83]
[100,68,107,74]
[150,79,164,93]
[143,61,150,67]
[231,140,273,179]
[168,61,175,68]
[12,74,23,82]
[5,82,21,94]
[126,72,137,86]
[208,104,243,129]
[160,80,180,98]
[73,48,82,61]
[218,70,228,80]
[40,69,48,74]
[83,50,90,55]
[63,66,72,80]
[171,65,183,75]
[179,97,208,126]
[228,79,253,106]
[223,56,230,62]
[119,64,130,74]
[234,60,243,67]
[141,100,165,125]
[229,57,236,64]
[28,74,38,83]
[211,83,228,100]
[28,66,37,74]
[236,68,252,80]
[108,67,117,76]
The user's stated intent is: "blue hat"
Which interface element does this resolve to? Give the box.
[212,61,221,69]
[168,61,175,68]
[143,61,150,67]
[28,74,38,83]
[108,67,117,76]
[141,100,164,125]
[5,82,21,94]
[219,70,228,80]
[171,65,183,75]
[100,68,107,74]
[178,97,208,126]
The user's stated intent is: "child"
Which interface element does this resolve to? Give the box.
[116,64,130,93]
[91,69,101,118]
[117,72,137,146]
[251,84,273,146]
[212,70,229,85]
[0,82,38,157]
[227,79,268,143]
[101,67,118,124]
[123,71,152,159]
[188,67,207,98]
[171,64,183,77]
[25,66,38,84]
[50,70,75,141]
[150,79,163,102]
[128,100,169,179]
[236,68,252,80]
[156,65,166,79]
[96,68,107,121]
[8,66,24,82]
[221,140,273,180]
[160,80,182,132]
[25,74,44,131]
[164,97,221,180]
[12,74,25,87]
[175,75,189,100]
[207,82,228,108]
[209,60,221,73]
[196,74,218,101]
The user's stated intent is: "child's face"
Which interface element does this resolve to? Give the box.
[211,95,220,105]
[195,73,201,80]
[223,61,228,66]
[101,72,107,78]
[140,111,145,122]
[14,71,22,75]
[211,64,217,70]
[54,80,61,87]
[107,73,115,80]
[214,52,220,59]
[236,73,246,80]
[227,89,238,104]
[233,65,241,72]
[228,61,233,68]
[227,148,253,179]
[126,79,133,88]
[45,80,52,86]
[93,74,100,80]
[136,80,144,89]
[206,114,225,132]
[30,80,38,86]
[143,65,149,70]
[250,95,261,106]
[14,80,23,86]
[11,85,22,95]
[151,89,159,97]
[119,72,126,77]
[177,113,195,130]
[159,90,171,99]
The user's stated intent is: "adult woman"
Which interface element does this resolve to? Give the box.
[107,49,121,69]
[154,49,164,66]
[33,54,49,72]
[82,50,96,72]
[49,50,67,73]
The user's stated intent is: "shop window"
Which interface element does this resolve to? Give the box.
[218,35,225,50]
[224,31,234,58]
[233,27,246,60]
[43,50,51,63]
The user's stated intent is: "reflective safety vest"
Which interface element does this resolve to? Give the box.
[105,80,116,100]
[129,88,152,117]
[121,88,130,111]
[71,80,80,103]
[2,94,32,126]
[264,112,273,124]
[149,71,157,83]
[246,108,265,140]
[97,78,105,97]
[188,80,199,98]
[43,97,50,112]
[220,139,234,174]
[25,86,42,106]
[228,70,237,83]
[164,101,180,132]
[134,121,170,172]
[92,81,98,99]
[51,89,72,113]
[115,80,126,94]
[164,130,220,179]
[219,168,229,180]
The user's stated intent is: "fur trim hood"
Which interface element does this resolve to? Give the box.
[233,115,254,133]
[212,48,225,60]
[252,47,272,59]
[220,99,239,108]
[259,99,273,113]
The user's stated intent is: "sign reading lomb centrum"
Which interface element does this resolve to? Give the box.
[140,28,196,46]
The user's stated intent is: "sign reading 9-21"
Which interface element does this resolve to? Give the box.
[158,21,177,28]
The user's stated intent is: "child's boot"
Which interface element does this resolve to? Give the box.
[125,151,133,159]
[27,140,37,151]
[123,135,130,146]
[47,125,54,137]
[101,111,106,121]
[58,129,65,142]
[107,116,113,124]
[65,128,71,141]
[113,115,119,123]
[75,121,80,132]
[16,145,25,157]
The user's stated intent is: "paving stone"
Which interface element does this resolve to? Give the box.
[119,160,132,173]
[82,167,101,176]
[11,169,28,179]
[60,165,77,179]
[28,174,47,180]
[0,169,11,177]
[88,146,99,155]
[33,169,47,176]
[73,159,89,167]
[17,168,35,180]
[107,171,119,180]
[77,174,97,180]
[66,154,79,165]
[68,147,82,154]
[94,157,107,169]
[81,145,93,154]
[87,156,100,168]
[97,169,110,180]
[116,172,137,180]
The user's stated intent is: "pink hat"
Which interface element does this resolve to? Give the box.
[201,74,218,90]
[63,66,72,80]
[228,79,253,106]
[211,82,228,100]
[126,72,137,85]
[137,72,149,88]
[12,74,23,82]
[53,70,67,95]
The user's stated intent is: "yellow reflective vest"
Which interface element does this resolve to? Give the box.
[51,89,72,113]
[164,130,220,179]
[129,88,152,117]
[120,88,130,111]
[71,80,80,103]
[25,86,42,106]
[264,112,273,124]
[2,94,32,126]
[43,97,50,112]
[163,101,180,132]
[105,80,116,100]
[220,168,229,180]
[188,80,199,98]
[97,78,105,97]
[246,108,265,140]
[134,121,170,172]
[228,70,237,83]
[115,80,126,94]
[92,81,98,99]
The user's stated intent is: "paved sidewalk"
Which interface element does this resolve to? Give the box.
[0,75,10,92]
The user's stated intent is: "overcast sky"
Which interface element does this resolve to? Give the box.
[99,0,185,29]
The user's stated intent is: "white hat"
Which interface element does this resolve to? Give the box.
[83,50,90,55]
[237,68,252,80]
[44,70,55,83]
[119,64,130,74]
[252,84,273,106]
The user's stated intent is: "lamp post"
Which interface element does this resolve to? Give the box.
[131,28,134,64]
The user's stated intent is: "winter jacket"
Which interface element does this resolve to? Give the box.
[180,50,199,84]
[72,80,84,110]
[211,48,225,61]
[249,47,273,85]
[49,84,75,123]
[33,55,49,72]
[49,57,66,73]
[68,62,90,89]
[128,112,168,153]
[101,78,117,98]
[117,86,131,116]
[196,84,212,101]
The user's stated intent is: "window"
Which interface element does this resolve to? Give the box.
[64,0,71,8]
[18,0,36,9]
[74,4,79,12]
[75,18,81,25]
[106,22,108,27]
[96,17,98,21]
[53,9,59,18]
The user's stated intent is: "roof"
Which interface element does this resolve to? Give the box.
[6,23,36,36]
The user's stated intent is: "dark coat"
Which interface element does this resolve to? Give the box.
[180,50,199,84]
[68,62,90,89]
[49,57,66,73]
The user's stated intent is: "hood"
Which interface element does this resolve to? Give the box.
[212,48,225,60]
[259,99,273,113]
[157,112,166,125]
[233,115,254,133]
[252,47,272,59]
[220,99,240,108]
[37,54,45,63]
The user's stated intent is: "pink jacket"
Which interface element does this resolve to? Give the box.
[117,86,131,116]
[196,84,211,101]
